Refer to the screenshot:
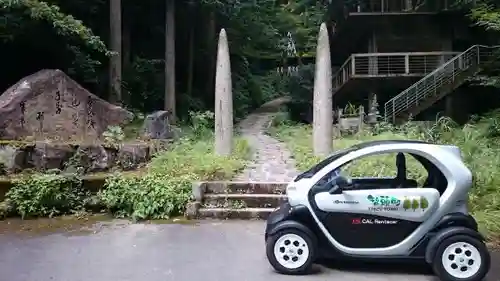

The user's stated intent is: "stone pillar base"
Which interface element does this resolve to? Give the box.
[184,201,201,219]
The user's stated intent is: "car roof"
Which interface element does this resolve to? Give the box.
[350,139,434,150]
[294,139,460,182]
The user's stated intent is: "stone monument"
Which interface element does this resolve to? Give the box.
[214,29,233,156]
[143,110,174,139]
[0,69,133,141]
[313,23,333,156]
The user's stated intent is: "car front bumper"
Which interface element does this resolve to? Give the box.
[264,202,292,241]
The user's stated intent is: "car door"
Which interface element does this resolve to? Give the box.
[312,187,440,249]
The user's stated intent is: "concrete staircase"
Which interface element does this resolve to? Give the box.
[185,182,288,220]
[384,45,500,123]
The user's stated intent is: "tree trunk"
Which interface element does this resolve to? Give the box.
[186,12,195,99]
[122,14,131,105]
[122,18,131,75]
[109,0,122,104]
[165,0,176,121]
[206,9,216,102]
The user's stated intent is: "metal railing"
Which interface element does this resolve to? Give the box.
[342,0,450,14]
[384,45,500,122]
[330,0,461,26]
[333,52,459,91]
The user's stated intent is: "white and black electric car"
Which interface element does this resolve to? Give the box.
[265,140,490,281]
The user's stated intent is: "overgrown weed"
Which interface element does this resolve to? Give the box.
[1,111,251,221]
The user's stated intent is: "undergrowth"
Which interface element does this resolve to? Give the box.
[268,110,500,240]
[98,136,250,220]
[0,111,251,221]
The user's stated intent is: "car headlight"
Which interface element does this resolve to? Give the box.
[286,185,297,205]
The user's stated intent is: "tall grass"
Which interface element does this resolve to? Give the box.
[269,111,500,240]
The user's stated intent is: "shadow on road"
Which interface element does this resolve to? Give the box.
[316,259,434,276]
[313,250,500,281]
[487,250,500,281]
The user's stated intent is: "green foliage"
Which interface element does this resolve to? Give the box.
[5,173,90,218]
[98,135,250,221]
[102,125,125,144]
[97,173,192,221]
[344,103,359,116]
[467,0,500,87]
[1,0,328,120]
[198,0,326,119]
[470,2,500,32]
[0,0,110,81]
[0,0,109,54]
[0,199,14,218]
[286,64,315,123]
[1,118,250,221]
[276,0,326,57]
[122,57,164,111]
[189,111,215,139]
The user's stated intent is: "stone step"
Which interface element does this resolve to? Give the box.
[201,182,287,195]
[203,194,287,209]
[197,207,275,220]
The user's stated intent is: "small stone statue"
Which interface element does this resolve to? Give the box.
[367,93,380,124]
[142,110,174,139]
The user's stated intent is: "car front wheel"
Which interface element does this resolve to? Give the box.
[265,228,316,275]
[432,235,490,281]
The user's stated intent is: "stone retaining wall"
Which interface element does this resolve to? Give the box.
[0,140,171,175]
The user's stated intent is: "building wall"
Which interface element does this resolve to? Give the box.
[363,18,454,53]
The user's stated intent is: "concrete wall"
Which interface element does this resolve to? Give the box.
[363,18,453,53]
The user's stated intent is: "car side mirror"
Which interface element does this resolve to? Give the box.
[338,176,352,187]
[327,176,352,194]
[328,184,340,194]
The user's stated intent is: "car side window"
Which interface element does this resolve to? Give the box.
[313,169,340,190]
[331,152,428,188]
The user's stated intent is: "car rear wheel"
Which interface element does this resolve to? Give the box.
[432,235,490,281]
[265,228,316,275]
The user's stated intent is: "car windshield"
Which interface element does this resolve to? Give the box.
[294,147,354,181]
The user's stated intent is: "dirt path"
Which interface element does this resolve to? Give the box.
[234,98,298,182]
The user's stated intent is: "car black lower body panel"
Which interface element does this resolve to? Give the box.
[318,212,421,248]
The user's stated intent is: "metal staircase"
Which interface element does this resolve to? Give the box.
[384,45,500,123]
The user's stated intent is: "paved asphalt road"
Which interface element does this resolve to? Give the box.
[0,219,498,281]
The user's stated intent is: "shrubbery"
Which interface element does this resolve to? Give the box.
[4,173,91,218]
[99,136,250,221]
[269,111,500,240]
[0,112,251,221]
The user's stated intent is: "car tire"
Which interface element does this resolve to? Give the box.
[265,228,316,275]
[432,235,490,281]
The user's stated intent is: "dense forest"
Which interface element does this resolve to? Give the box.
[0,0,326,121]
[1,0,500,122]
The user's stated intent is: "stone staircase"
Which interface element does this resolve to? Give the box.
[185,182,288,220]
[185,98,298,220]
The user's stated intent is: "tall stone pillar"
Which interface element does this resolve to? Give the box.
[214,29,233,156]
[313,23,333,157]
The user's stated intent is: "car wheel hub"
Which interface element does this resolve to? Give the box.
[441,242,482,279]
[274,233,309,269]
